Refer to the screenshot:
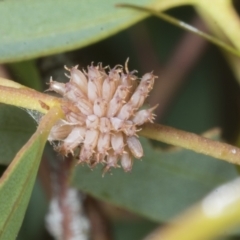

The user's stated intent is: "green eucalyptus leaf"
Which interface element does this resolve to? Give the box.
[71,137,238,222]
[0,107,61,240]
[0,0,157,63]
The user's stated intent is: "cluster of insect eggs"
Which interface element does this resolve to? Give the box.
[47,62,157,173]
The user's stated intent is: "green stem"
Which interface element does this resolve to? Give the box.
[197,0,240,51]
[0,77,27,89]
[150,0,196,10]
[117,3,240,57]
[140,123,240,166]
[196,1,240,83]
[0,85,61,114]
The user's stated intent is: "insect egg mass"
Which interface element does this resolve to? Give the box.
[47,61,157,173]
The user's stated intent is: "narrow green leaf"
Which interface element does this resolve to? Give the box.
[71,137,238,222]
[0,107,62,240]
[196,0,240,52]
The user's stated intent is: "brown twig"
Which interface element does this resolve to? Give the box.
[38,154,52,200]
[149,16,208,120]
[58,158,73,240]
[127,15,208,120]
[85,197,113,240]
[0,65,10,79]
[128,22,162,73]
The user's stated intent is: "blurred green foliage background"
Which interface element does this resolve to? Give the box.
[1,1,240,240]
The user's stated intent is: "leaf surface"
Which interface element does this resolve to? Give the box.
[0,107,62,240]
[71,137,238,222]
[0,0,187,63]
